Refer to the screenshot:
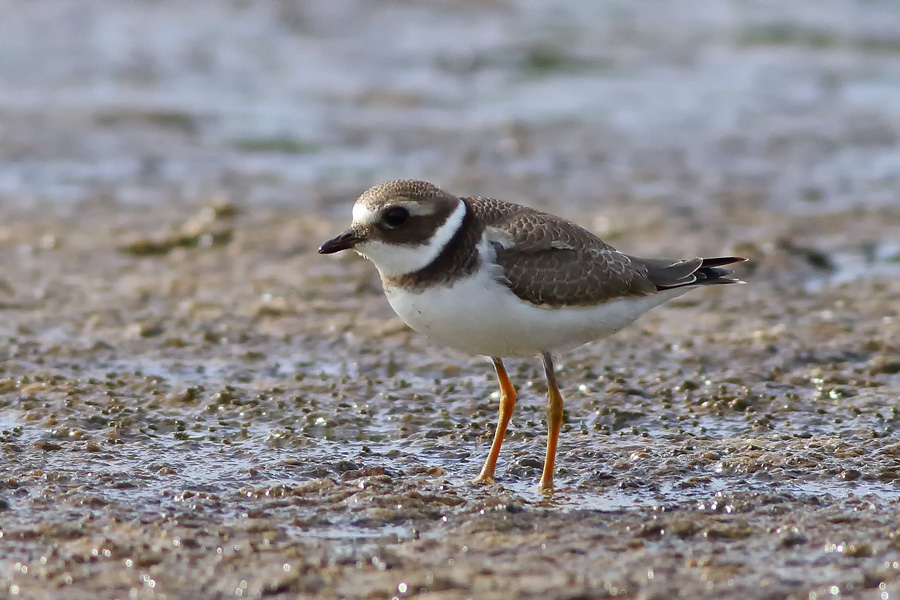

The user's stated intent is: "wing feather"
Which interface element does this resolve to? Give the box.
[466,197,656,307]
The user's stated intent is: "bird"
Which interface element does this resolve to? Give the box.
[319,179,746,491]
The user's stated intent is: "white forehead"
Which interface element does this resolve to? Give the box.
[351,201,375,225]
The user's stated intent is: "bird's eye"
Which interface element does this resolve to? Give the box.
[382,206,409,228]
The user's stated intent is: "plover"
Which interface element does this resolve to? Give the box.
[319,180,745,491]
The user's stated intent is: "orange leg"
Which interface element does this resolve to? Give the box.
[472,357,517,484]
[539,352,563,492]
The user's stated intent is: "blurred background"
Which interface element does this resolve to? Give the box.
[2,0,900,219]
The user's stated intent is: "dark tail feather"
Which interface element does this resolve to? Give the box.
[698,256,747,269]
[640,256,747,291]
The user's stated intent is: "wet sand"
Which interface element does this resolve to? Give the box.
[3,2,900,599]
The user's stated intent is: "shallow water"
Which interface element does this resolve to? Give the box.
[3,1,900,218]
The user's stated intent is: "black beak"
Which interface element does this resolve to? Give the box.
[318,229,364,254]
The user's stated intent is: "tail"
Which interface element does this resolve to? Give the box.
[638,256,747,291]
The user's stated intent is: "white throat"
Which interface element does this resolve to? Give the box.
[355,200,466,278]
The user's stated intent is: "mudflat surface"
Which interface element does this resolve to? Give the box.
[2,2,900,599]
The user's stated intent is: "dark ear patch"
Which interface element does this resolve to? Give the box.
[370,198,459,246]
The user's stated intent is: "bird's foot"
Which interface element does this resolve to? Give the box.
[470,472,495,485]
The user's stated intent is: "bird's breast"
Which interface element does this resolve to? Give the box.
[381,264,681,358]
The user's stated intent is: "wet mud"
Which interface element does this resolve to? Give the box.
[2,2,900,599]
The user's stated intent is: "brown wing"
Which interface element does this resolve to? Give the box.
[465,197,657,307]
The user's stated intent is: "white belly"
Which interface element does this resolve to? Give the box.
[383,267,686,358]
